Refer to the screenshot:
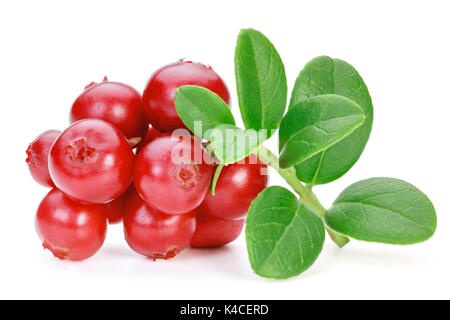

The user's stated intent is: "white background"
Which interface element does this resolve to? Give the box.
[1,0,449,299]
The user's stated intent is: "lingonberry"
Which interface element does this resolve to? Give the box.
[48,119,135,204]
[70,77,147,143]
[26,130,61,187]
[103,184,136,224]
[134,133,213,214]
[142,60,230,132]
[198,155,268,220]
[36,188,107,261]
[123,188,196,260]
[191,209,244,248]
[135,126,162,154]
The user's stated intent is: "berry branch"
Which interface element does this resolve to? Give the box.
[255,146,350,248]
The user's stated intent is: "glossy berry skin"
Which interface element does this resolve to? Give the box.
[36,188,107,261]
[103,184,136,224]
[135,126,162,154]
[49,119,135,204]
[199,155,268,220]
[70,77,147,142]
[134,134,213,214]
[142,60,230,132]
[26,130,61,187]
[191,209,244,248]
[123,188,196,260]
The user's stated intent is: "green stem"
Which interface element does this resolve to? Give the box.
[256,146,349,248]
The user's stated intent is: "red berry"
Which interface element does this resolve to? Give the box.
[70,77,147,142]
[49,119,135,204]
[36,188,107,261]
[134,134,213,214]
[123,188,196,260]
[142,60,230,132]
[191,209,244,248]
[103,184,136,224]
[199,155,268,220]
[26,130,61,187]
[135,126,162,154]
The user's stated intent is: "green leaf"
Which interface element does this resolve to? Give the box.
[209,124,264,165]
[246,186,325,279]
[325,178,437,244]
[279,94,365,169]
[209,164,225,195]
[291,56,374,185]
[174,85,235,140]
[235,28,287,138]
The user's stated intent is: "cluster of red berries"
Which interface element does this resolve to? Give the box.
[26,60,268,261]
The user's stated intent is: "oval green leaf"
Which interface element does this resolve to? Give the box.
[246,186,325,279]
[291,56,374,185]
[235,28,287,138]
[174,85,235,140]
[210,124,264,165]
[279,94,365,169]
[325,178,437,244]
